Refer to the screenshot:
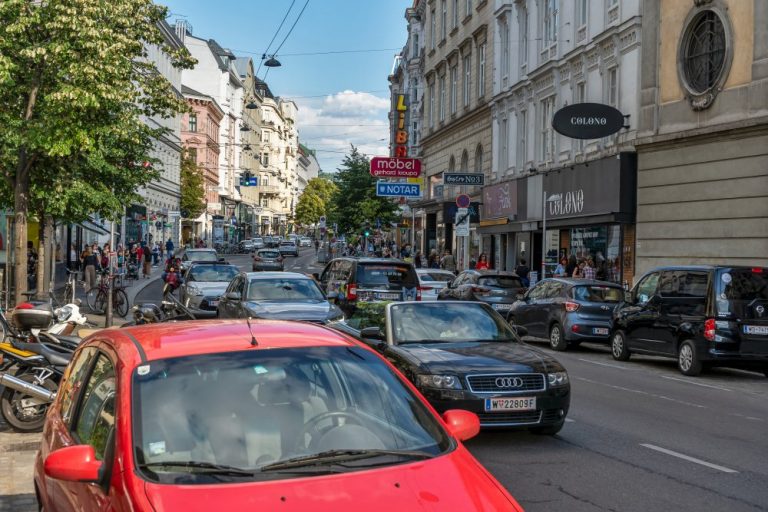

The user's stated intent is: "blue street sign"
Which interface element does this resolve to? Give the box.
[376,181,421,197]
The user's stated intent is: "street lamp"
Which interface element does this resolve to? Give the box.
[262,54,281,67]
[541,191,562,280]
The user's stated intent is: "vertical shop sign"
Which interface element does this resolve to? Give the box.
[392,94,410,158]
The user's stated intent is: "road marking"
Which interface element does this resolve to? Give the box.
[575,377,707,409]
[565,418,575,423]
[640,444,738,473]
[661,375,733,392]
[577,358,629,370]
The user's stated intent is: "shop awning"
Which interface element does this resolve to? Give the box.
[75,218,110,236]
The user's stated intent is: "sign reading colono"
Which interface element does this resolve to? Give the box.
[551,103,626,139]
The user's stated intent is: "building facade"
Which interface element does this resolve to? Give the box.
[483,0,642,284]
[634,0,768,276]
[297,144,321,196]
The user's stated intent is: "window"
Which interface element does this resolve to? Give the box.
[73,354,116,461]
[448,155,455,173]
[542,0,558,46]
[574,82,586,152]
[466,0,472,17]
[263,131,270,142]
[410,78,418,104]
[412,34,419,58]
[577,0,588,27]
[60,348,98,425]
[540,96,555,161]
[659,271,709,298]
[262,153,269,166]
[474,144,483,176]
[430,8,436,49]
[500,18,509,82]
[411,121,418,146]
[453,0,459,28]
[188,113,197,132]
[681,10,727,94]
[606,67,618,107]
[462,53,471,106]
[635,273,660,304]
[516,110,527,169]
[429,84,436,128]
[519,7,528,68]
[477,43,486,97]
[460,150,469,172]
[441,0,447,40]
[439,76,446,122]
[450,64,458,114]
[499,117,508,173]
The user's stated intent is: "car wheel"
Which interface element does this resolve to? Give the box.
[611,330,631,361]
[530,421,564,435]
[549,323,567,351]
[678,340,703,376]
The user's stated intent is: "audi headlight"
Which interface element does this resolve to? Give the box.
[187,285,203,296]
[547,371,569,387]
[417,374,463,390]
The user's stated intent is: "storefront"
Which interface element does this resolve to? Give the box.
[541,152,637,285]
[478,180,521,271]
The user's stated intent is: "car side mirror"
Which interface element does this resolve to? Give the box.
[225,291,241,301]
[44,445,102,483]
[624,291,632,303]
[516,291,526,301]
[360,326,385,341]
[218,257,226,263]
[312,272,320,280]
[442,409,480,441]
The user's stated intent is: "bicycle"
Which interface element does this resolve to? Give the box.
[85,271,130,318]
[50,269,84,308]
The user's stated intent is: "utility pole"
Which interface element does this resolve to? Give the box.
[105,214,116,327]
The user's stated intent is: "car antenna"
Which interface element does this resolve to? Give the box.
[246,316,259,346]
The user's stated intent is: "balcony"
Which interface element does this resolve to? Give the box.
[259,185,281,195]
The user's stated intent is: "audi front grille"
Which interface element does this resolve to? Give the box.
[466,373,545,393]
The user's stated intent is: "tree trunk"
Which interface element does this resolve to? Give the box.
[36,218,45,299]
[13,151,31,306]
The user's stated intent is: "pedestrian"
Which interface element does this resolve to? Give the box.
[82,246,100,292]
[428,249,439,269]
[158,242,164,263]
[141,242,151,278]
[314,239,320,255]
[414,250,423,268]
[165,238,174,259]
[27,241,38,291]
[515,259,530,287]
[440,249,456,273]
[565,254,578,278]
[475,253,490,270]
[554,257,567,276]
[572,260,585,278]
[152,243,160,266]
[116,247,125,276]
[583,258,596,280]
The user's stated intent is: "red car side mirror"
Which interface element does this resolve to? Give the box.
[44,445,102,483]
[442,409,480,441]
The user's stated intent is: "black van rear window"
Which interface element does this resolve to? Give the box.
[716,268,768,318]
[356,264,417,288]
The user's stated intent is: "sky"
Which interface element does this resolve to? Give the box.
[160,0,413,173]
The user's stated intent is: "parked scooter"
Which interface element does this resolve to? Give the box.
[128,293,197,325]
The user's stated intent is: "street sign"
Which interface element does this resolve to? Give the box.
[456,194,471,208]
[370,157,422,178]
[552,103,626,139]
[167,210,180,217]
[455,208,470,237]
[444,173,484,186]
[376,181,421,197]
[319,216,326,228]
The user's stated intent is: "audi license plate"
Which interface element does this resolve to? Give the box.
[376,293,401,301]
[492,303,513,311]
[592,327,609,335]
[484,397,536,412]
[209,301,218,307]
[744,325,768,335]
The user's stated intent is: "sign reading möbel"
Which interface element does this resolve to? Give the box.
[370,157,422,178]
[552,103,625,139]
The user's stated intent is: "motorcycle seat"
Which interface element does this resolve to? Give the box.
[14,341,72,367]
[49,334,81,347]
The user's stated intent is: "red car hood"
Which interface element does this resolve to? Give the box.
[143,448,522,512]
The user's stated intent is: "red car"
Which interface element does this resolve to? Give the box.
[34,320,524,511]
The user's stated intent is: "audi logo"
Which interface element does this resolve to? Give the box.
[495,377,524,388]
[757,305,765,316]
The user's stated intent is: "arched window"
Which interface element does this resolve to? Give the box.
[460,150,469,172]
[474,144,483,175]
[448,155,456,172]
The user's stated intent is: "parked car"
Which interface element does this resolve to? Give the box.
[298,237,312,247]
[252,249,284,272]
[179,263,240,318]
[251,237,265,250]
[438,270,526,314]
[263,236,278,248]
[612,265,768,377]
[507,278,624,351]
[34,320,524,511]
[416,269,457,301]
[333,301,570,432]
[315,258,420,316]
[278,240,299,257]
[239,239,256,253]
[217,272,344,323]
[176,248,222,272]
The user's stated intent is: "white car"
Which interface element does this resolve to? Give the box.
[416,268,456,301]
[299,237,312,247]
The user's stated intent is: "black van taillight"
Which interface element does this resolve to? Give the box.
[704,318,716,341]
[346,284,357,300]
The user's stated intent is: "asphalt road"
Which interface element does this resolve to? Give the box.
[136,253,768,511]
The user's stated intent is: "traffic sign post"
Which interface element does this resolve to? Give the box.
[456,194,471,208]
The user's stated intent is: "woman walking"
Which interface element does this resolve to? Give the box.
[475,253,490,270]
[82,247,100,292]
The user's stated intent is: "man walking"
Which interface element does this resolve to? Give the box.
[165,238,175,259]
[440,249,456,273]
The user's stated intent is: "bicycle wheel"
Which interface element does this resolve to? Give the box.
[85,288,99,312]
[91,289,108,315]
[63,283,74,305]
[113,289,129,318]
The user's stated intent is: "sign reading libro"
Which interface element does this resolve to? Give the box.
[392,93,410,158]
[551,103,626,139]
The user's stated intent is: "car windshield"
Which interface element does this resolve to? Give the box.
[132,346,451,484]
[187,251,218,262]
[356,264,417,288]
[390,302,517,344]
[716,268,768,318]
[257,251,280,259]
[572,285,623,302]
[280,242,294,246]
[418,272,455,283]
[478,275,523,288]
[247,278,325,301]
[187,265,239,282]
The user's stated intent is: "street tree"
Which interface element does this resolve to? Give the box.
[331,146,398,234]
[180,150,206,220]
[0,0,194,303]
[294,191,324,226]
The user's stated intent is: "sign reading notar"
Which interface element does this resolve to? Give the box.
[376,181,421,197]
[370,157,422,178]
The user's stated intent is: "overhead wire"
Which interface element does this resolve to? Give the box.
[255,0,297,77]
[272,0,311,56]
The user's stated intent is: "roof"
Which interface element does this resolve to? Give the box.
[207,39,235,72]
[549,278,624,287]
[181,84,207,98]
[102,320,356,365]
[244,271,312,279]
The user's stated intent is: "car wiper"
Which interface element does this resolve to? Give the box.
[260,449,434,472]
[138,460,254,477]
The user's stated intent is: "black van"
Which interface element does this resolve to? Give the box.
[611,266,768,376]
[315,258,420,315]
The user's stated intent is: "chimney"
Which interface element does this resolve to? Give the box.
[174,19,191,43]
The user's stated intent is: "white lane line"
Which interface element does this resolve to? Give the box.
[661,375,733,392]
[640,444,739,473]
[564,418,576,423]
[577,358,629,370]
[575,377,707,409]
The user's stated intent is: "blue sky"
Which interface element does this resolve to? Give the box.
[160,0,413,172]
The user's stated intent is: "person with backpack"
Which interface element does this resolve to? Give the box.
[515,259,530,287]
[440,249,456,273]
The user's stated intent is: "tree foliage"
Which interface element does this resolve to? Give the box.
[180,150,205,219]
[0,0,195,300]
[295,177,337,226]
[330,146,398,234]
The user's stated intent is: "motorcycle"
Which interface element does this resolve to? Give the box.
[128,293,197,325]
[162,259,184,297]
